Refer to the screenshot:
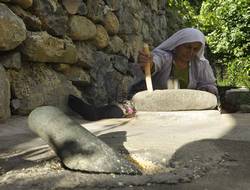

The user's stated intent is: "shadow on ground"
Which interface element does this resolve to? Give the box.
[139,113,250,190]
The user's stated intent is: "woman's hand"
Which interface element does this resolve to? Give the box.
[137,49,154,71]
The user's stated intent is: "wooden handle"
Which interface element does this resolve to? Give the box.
[143,43,153,92]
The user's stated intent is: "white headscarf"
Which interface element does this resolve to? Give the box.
[153,28,206,60]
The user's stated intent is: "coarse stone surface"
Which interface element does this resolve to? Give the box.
[132,89,218,111]
[0,3,26,51]
[28,106,140,174]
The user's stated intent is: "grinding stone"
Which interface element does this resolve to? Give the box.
[28,106,140,174]
[132,89,217,111]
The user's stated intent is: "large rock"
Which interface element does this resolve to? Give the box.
[0,3,26,51]
[9,4,42,31]
[103,11,119,35]
[68,16,96,40]
[32,0,68,37]
[21,31,77,64]
[28,106,140,174]
[0,65,11,122]
[93,25,109,49]
[132,89,218,111]
[8,63,81,115]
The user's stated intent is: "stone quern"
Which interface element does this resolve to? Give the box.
[28,106,140,174]
[132,89,218,111]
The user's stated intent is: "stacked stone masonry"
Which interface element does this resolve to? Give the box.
[0,0,183,122]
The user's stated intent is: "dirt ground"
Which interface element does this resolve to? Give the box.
[1,112,250,190]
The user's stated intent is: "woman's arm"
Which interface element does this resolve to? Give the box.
[196,59,218,96]
[152,49,172,74]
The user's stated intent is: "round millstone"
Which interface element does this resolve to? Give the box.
[132,89,218,111]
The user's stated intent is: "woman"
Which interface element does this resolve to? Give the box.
[129,27,218,98]
[68,28,218,120]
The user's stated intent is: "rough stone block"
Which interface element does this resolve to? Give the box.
[225,88,250,105]
[9,63,81,115]
[21,31,77,64]
[28,106,140,174]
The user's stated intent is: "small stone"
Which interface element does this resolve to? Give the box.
[62,0,82,14]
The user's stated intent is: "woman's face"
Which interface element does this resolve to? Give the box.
[174,42,202,62]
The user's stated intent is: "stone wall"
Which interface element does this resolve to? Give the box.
[0,0,183,122]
